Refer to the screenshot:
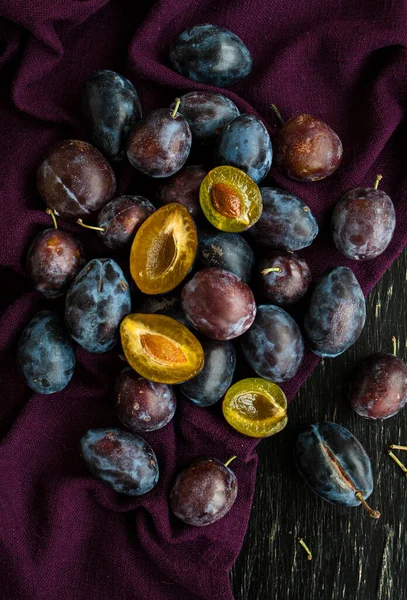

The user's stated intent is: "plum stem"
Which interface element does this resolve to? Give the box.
[392,335,397,356]
[387,449,407,478]
[270,104,285,125]
[374,174,383,190]
[261,266,282,275]
[45,208,58,229]
[171,98,181,119]
[355,491,381,519]
[76,218,105,233]
[297,537,312,560]
[389,444,407,451]
[224,456,237,467]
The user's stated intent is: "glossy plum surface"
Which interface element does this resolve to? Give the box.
[81,428,159,496]
[127,108,191,178]
[247,188,318,251]
[181,268,256,340]
[255,251,311,306]
[295,422,375,507]
[65,258,131,353]
[115,368,176,432]
[97,195,155,250]
[197,229,254,283]
[216,114,272,183]
[82,69,142,161]
[169,24,252,87]
[157,165,206,221]
[172,92,240,139]
[17,310,76,394]
[304,266,366,358]
[274,114,343,181]
[240,304,304,382]
[27,228,85,299]
[179,339,236,407]
[170,458,238,526]
[37,140,116,221]
[332,187,396,260]
[349,353,407,420]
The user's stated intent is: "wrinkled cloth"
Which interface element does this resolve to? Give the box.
[1,1,407,599]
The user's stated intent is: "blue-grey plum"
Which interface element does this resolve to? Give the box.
[215,114,272,183]
[246,188,318,250]
[332,184,396,260]
[82,70,142,161]
[240,305,304,382]
[179,339,236,406]
[65,258,131,353]
[197,229,254,283]
[171,92,240,140]
[80,428,159,496]
[17,311,76,394]
[169,24,252,87]
[255,251,311,306]
[295,422,380,517]
[96,195,155,250]
[304,266,366,358]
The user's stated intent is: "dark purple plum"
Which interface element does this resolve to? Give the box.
[171,92,240,140]
[95,195,155,250]
[169,24,252,87]
[82,69,142,161]
[127,107,191,178]
[273,113,343,181]
[304,266,366,358]
[240,305,304,382]
[295,422,380,517]
[27,228,85,299]
[255,251,311,306]
[179,339,236,407]
[181,268,256,340]
[37,140,117,221]
[157,165,206,221]
[65,258,131,353]
[215,114,272,183]
[246,188,318,251]
[197,229,254,283]
[17,311,76,394]
[349,353,407,420]
[170,458,238,526]
[115,368,176,432]
[332,178,396,260]
[80,428,159,496]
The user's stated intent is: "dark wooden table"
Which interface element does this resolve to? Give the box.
[231,248,407,600]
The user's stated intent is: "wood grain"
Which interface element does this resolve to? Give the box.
[231,248,407,600]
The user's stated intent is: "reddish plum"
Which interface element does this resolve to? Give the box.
[157,165,206,220]
[255,251,311,306]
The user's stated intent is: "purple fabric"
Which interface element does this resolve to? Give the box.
[1,0,407,598]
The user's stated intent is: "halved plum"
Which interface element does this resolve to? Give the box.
[120,313,204,384]
[199,166,262,232]
[130,203,197,294]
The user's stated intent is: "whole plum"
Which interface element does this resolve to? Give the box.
[181,268,256,340]
[255,251,311,306]
[349,353,407,420]
[37,140,116,221]
[115,368,176,432]
[197,229,255,283]
[172,92,240,140]
[157,165,206,221]
[169,24,252,87]
[170,457,238,526]
[216,114,272,183]
[27,228,85,299]
[127,107,191,178]
[65,258,131,353]
[240,305,304,382]
[82,69,142,161]
[17,311,76,394]
[81,428,159,496]
[246,188,318,251]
